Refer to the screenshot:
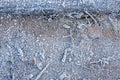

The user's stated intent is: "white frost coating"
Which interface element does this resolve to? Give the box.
[0,0,120,13]
[89,51,94,56]
[28,74,33,79]
[18,48,24,61]
[109,15,119,33]
[60,72,70,80]
[37,62,43,70]
[77,23,87,29]
[18,48,24,57]
[1,6,120,79]
[0,24,2,27]
[62,48,72,63]
[35,60,51,80]
[40,49,45,59]
[63,24,71,29]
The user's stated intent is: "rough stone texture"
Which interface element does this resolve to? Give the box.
[0,0,120,14]
[0,11,120,80]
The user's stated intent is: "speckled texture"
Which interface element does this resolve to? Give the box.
[0,0,120,14]
[0,11,120,80]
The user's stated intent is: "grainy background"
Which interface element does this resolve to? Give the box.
[0,11,120,80]
[0,0,120,14]
[0,0,120,80]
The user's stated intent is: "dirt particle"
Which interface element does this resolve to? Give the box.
[31,57,36,65]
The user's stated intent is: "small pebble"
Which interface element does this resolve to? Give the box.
[63,24,71,29]
[0,24,2,27]
[28,74,33,79]
[48,18,52,22]
[13,19,17,25]
[60,72,70,80]
[37,63,43,70]
[0,16,3,19]
[75,60,81,65]
[31,57,36,65]
[77,23,87,29]
[68,58,72,62]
